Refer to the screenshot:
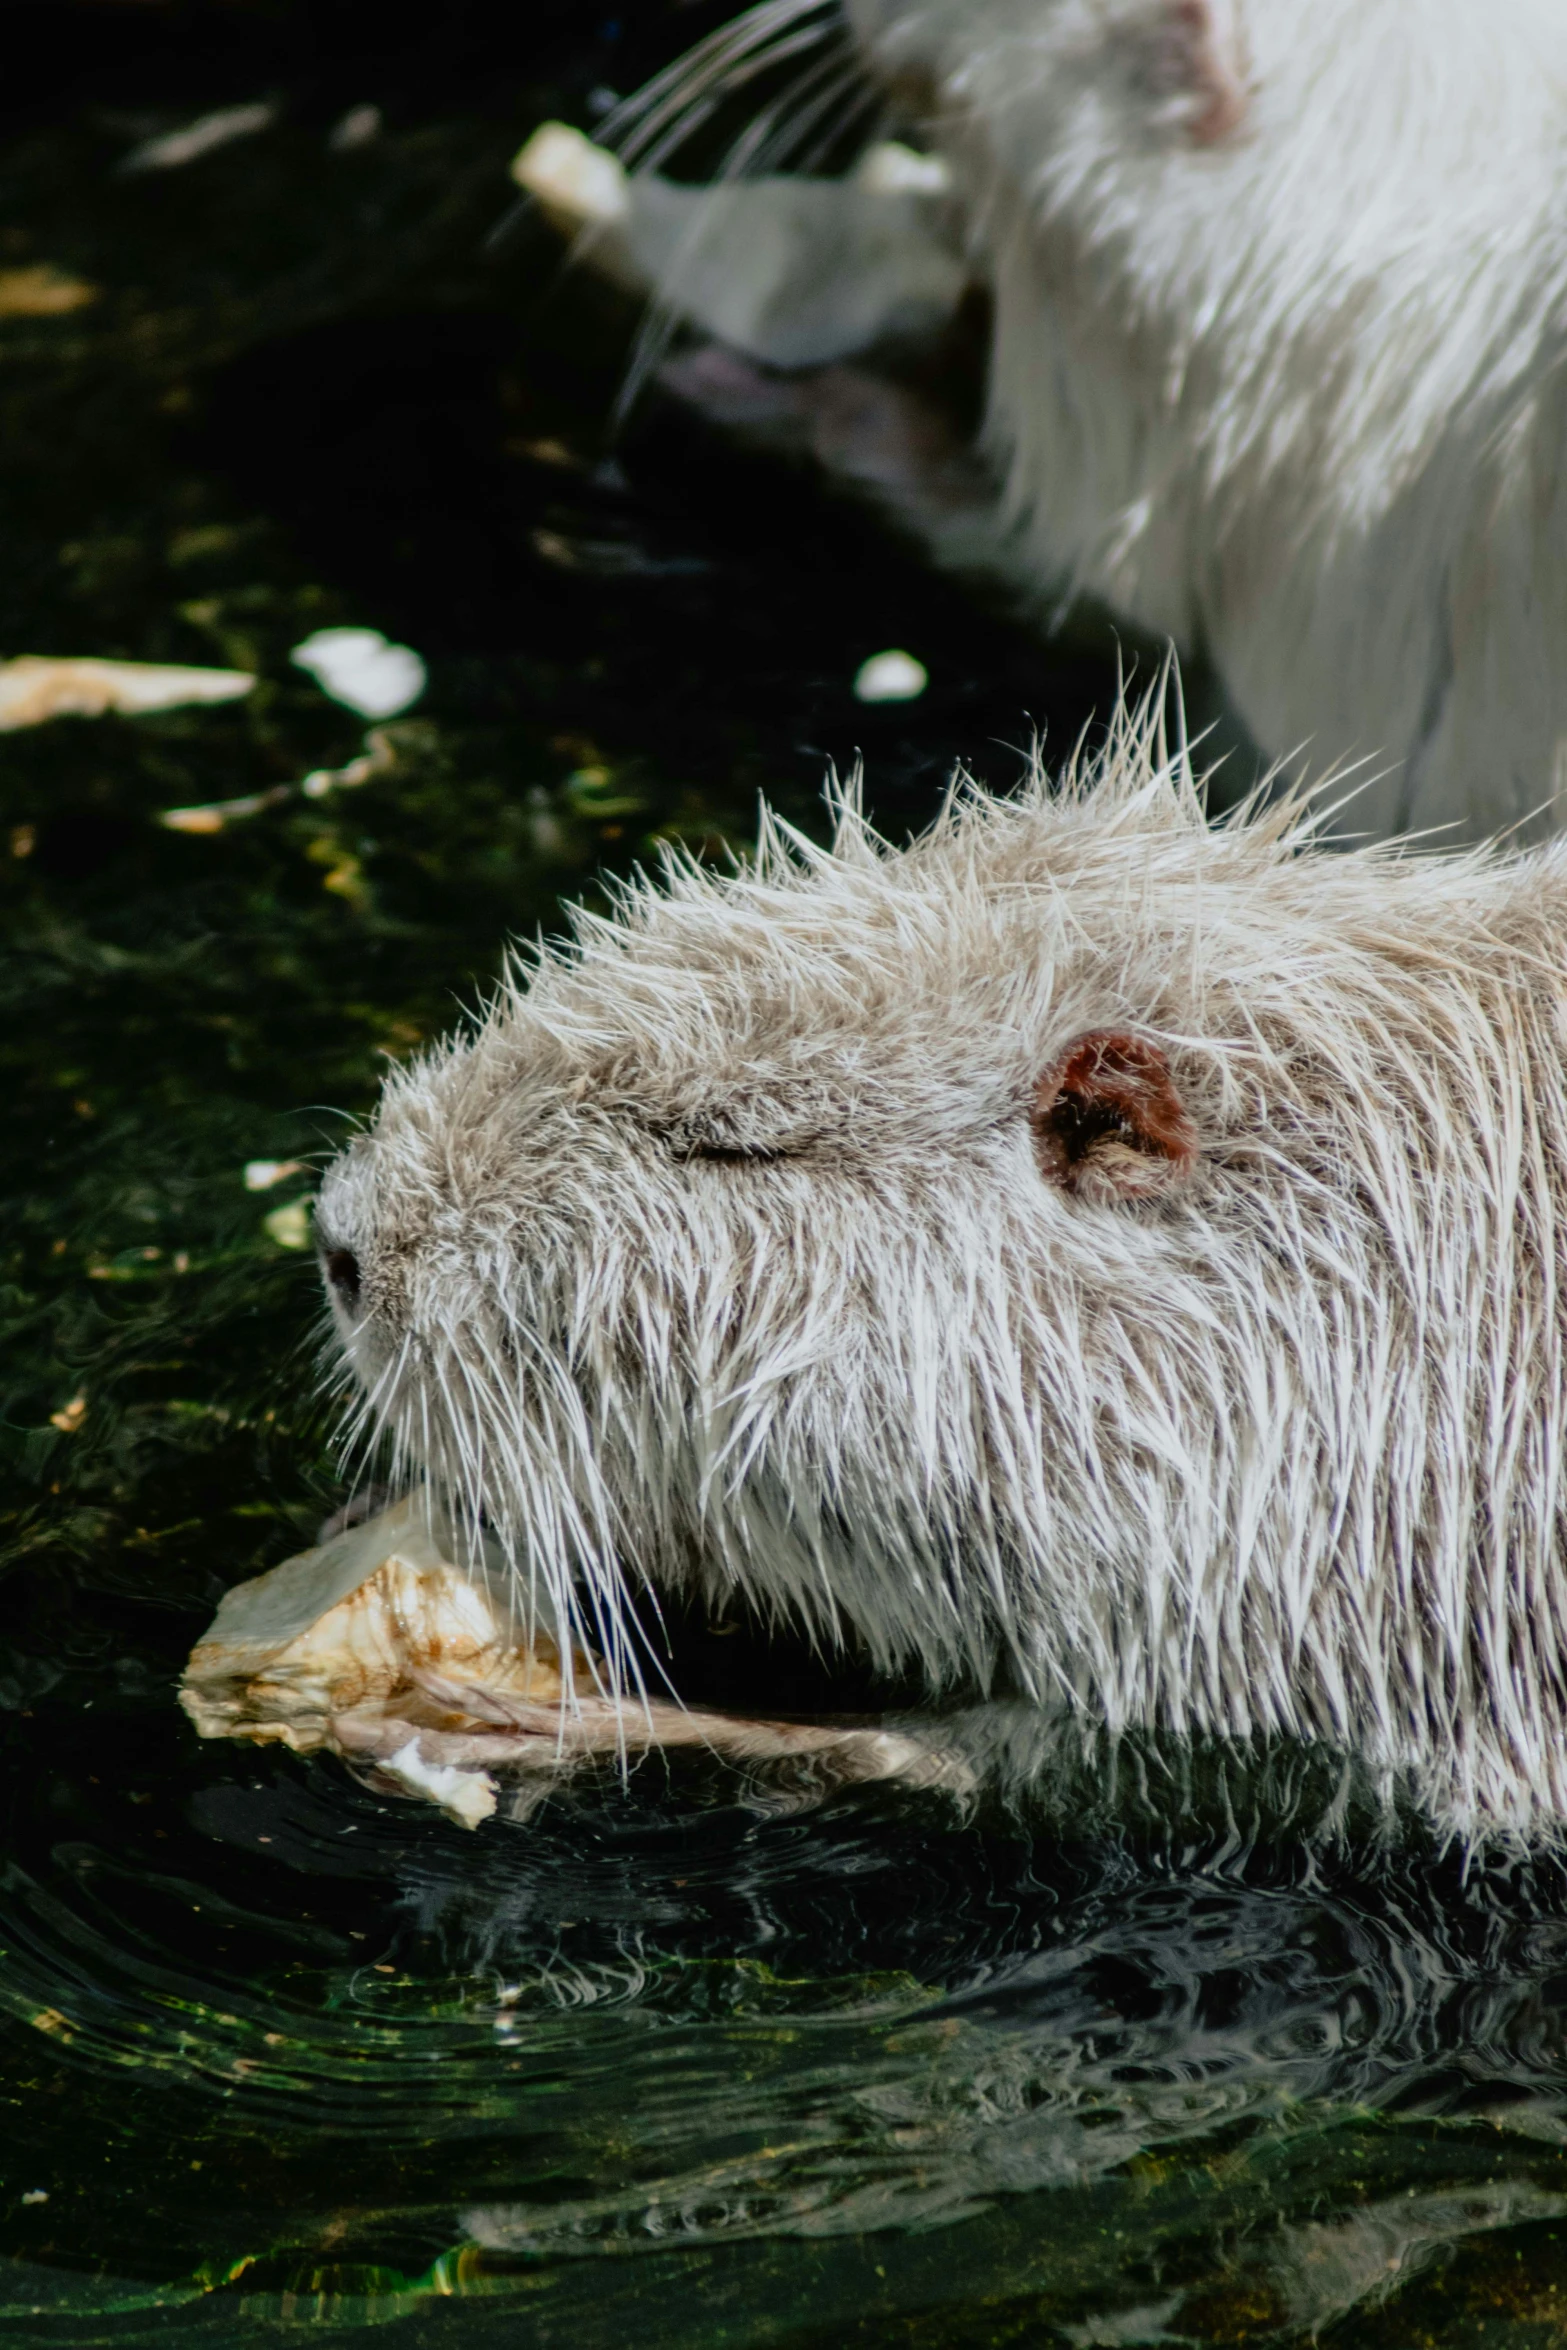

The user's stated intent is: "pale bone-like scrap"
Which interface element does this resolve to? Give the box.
[181,1498,958,1828]
[0,657,254,732]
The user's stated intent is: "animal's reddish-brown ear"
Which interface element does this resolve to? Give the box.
[1031,1032,1197,1203]
[1145,0,1250,145]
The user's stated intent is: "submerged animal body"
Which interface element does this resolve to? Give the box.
[531,0,1567,838]
[319,708,1567,1837]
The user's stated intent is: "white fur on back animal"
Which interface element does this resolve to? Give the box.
[318,703,1567,1839]
[525,0,1567,839]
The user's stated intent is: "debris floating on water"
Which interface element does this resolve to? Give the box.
[0,266,97,318]
[290,627,426,719]
[0,656,254,732]
[120,104,276,175]
[262,1200,311,1251]
[328,105,382,153]
[244,1159,306,1192]
[853,648,928,703]
[378,1737,498,1830]
[159,785,290,834]
[531,527,708,579]
[301,724,397,798]
[161,730,399,832]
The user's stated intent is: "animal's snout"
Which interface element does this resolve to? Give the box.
[323,1248,361,1309]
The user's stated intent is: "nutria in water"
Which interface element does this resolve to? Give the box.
[521,0,1567,839]
[317,702,1567,1838]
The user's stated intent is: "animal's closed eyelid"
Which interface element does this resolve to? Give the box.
[676,1140,788,1165]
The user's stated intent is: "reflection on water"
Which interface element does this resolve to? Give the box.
[7,5,1567,2343]
[10,1707,1567,2342]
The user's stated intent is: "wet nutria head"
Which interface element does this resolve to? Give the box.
[317,704,1567,1836]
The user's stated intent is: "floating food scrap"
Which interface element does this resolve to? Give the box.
[0,656,253,732]
[290,628,425,720]
[261,1200,311,1250]
[161,731,399,831]
[160,785,289,834]
[0,266,97,318]
[182,1499,962,1828]
[301,724,397,798]
[244,1159,307,1192]
[530,527,707,579]
[120,104,276,175]
[853,649,928,703]
[329,105,382,152]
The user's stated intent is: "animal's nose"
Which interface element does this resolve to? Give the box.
[324,1248,361,1308]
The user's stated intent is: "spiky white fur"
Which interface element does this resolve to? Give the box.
[318,704,1567,1837]
[593,0,1567,838]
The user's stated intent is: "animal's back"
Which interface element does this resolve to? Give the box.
[530,0,1567,836]
[855,0,1567,834]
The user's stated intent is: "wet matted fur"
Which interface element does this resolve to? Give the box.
[319,704,1567,1837]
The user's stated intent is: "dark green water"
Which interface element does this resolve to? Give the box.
[10,7,1567,2343]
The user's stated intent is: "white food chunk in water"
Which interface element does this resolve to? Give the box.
[290,628,426,719]
[381,1739,497,1829]
[853,649,928,703]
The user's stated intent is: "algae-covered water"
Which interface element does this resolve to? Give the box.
[11,6,1567,2343]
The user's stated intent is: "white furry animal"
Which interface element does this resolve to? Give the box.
[518,0,1567,839]
[318,702,1567,1839]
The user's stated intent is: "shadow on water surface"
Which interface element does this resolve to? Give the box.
[3,4,1567,2344]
